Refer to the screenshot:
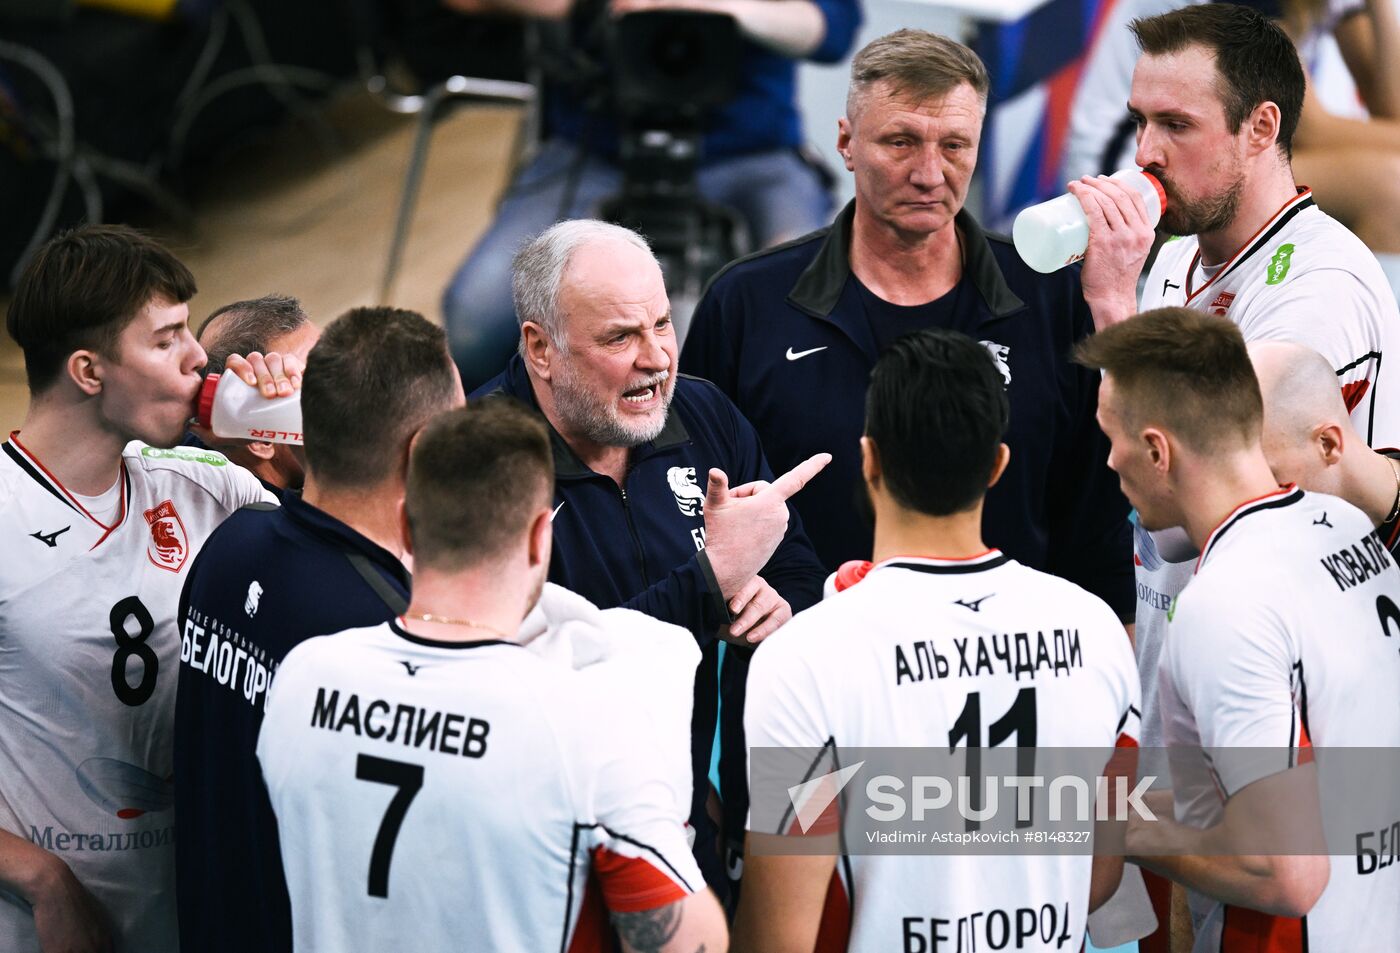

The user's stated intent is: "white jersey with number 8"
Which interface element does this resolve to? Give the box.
[0,437,271,953]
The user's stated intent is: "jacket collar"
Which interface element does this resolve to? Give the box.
[787,200,1027,324]
[493,354,691,480]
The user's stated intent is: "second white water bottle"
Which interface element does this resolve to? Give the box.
[1012,169,1166,273]
[195,372,304,445]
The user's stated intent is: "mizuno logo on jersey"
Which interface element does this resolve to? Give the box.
[400,661,421,676]
[29,525,70,548]
[1314,513,1333,528]
[954,595,993,612]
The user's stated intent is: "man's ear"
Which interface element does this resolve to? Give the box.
[521,323,554,380]
[528,507,553,570]
[987,443,1011,489]
[1315,423,1345,468]
[837,117,855,171]
[67,350,103,397]
[1246,100,1282,157]
[860,435,880,486]
[1144,427,1172,474]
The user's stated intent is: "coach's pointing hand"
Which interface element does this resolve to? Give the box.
[703,452,831,599]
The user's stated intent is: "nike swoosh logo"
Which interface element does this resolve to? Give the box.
[551,501,565,521]
[786,346,828,362]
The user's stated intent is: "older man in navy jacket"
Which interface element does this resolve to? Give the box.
[473,218,828,897]
[681,29,1134,620]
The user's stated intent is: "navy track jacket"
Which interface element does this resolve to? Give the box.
[681,200,1135,619]
[475,354,826,641]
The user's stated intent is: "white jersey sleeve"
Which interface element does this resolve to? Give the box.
[519,583,700,823]
[1162,578,1300,795]
[745,637,829,753]
[583,688,704,912]
[126,441,276,510]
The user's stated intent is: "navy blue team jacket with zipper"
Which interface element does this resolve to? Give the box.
[475,354,826,640]
[681,200,1134,618]
[474,356,826,888]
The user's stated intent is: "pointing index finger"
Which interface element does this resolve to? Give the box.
[767,452,833,501]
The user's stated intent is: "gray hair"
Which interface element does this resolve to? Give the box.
[198,294,309,377]
[846,29,990,122]
[511,219,657,353]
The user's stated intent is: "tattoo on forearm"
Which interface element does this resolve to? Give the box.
[612,901,682,953]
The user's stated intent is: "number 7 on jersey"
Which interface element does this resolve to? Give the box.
[356,754,424,898]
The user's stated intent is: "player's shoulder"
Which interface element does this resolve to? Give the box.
[524,582,701,672]
[1178,490,1356,615]
[124,440,234,477]
[125,441,269,510]
[1206,488,1369,564]
[998,558,1124,619]
[1266,206,1390,287]
[780,578,877,641]
[591,605,700,668]
[982,560,1131,661]
[1290,203,1373,256]
[268,623,428,711]
[278,622,388,674]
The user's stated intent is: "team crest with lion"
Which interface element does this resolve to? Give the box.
[667,466,705,517]
[144,499,189,572]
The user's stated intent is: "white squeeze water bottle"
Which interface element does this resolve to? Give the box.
[1012,169,1166,274]
[194,372,304,445]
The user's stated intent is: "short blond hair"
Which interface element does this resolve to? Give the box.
[846,29,990,121]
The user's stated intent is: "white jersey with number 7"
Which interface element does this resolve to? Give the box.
[257,619,703,953]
